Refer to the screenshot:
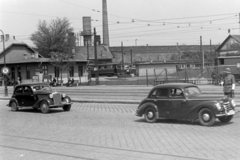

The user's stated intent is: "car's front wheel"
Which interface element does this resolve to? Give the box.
[10,101,18,111]
[40,101,50,114]
[198,108,215,126]
[144,107,157,123]
[62,97,71,111]
[218,115,233,123]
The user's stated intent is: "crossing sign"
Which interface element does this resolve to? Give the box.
[1,66,10,75]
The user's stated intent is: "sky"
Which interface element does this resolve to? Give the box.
[0,0,240,47]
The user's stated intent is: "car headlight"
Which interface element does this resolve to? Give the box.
[49,93,53,99]
[62,93,66,98]
[64,98,69,103]
[231,99,236,108]
[215,102,222,111]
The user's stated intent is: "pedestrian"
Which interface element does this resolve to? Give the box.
[223,68,235,98]
[71,77,75,85]
[66,77,71,87]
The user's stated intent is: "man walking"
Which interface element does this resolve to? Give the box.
[223,68,235,98]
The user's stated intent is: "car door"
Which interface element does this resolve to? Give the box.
[168,88,188,118]
[13,86,24,106]
[22,86,35,106]
[152,88,170,118]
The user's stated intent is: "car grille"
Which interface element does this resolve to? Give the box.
[53,93,62,105]
[222,102,232,113]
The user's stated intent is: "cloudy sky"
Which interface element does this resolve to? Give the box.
[0,0,240,47]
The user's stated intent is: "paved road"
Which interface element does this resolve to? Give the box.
[1,100,240,160]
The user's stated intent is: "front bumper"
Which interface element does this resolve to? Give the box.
[216,110,235,117]
[49,102,73,108]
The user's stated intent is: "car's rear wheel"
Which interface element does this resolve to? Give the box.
[62,97,71,111]
[40,101,50,114]
[144,107,157,123]
[218,115,233,123]
[10,101,18,111]
[198,108,215,126]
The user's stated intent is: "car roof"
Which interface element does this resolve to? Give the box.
[15,82,49,87]
[153,83,197,89]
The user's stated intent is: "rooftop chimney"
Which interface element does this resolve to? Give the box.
[102,0,110,46]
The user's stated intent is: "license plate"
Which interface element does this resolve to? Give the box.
[227,110,235,115]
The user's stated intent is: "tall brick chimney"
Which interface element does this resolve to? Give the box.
[102,0,110,46]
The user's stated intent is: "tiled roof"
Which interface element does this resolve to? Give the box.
[216,34,240,51]
[76,45,113,60]
[0,39,22,53]
[0,57,49,64]
[231,35,240,43]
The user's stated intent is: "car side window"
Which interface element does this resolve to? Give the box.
[23,86,32,94]
[151,88,168,98]
[170,88,184,98]
[15,86,23,94]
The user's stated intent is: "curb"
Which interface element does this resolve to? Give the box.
[0,97,140,104]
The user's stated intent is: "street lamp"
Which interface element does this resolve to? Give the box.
[0,29,8,96]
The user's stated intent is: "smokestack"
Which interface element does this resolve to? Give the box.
[102,0,110,46]
[82,17,92,46]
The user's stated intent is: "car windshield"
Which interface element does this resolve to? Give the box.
[31,85,52,91]
[184,86,201,97]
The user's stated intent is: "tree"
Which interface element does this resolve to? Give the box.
[31,17,75,57]
[30,17,76,83]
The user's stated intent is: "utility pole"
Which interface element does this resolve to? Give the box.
[200,36,203,77]
[121,42,124,71]
[239,13,240,35]
[94,28,99,85]
[87,40,89,60]
[210,39,212,55]
[0,29,8,96]
[130,48,133,64]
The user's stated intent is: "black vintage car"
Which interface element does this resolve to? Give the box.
[8,83,72,113]
[136,83,236,126]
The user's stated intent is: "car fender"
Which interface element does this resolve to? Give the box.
[8,98,19,107]
[137,102,158,117]
[188,101,217,119]
[38,99,50,107]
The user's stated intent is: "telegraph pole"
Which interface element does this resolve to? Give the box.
[130,48,133,64]
[94,28,99,85]
[239,13,240,35]
[121,42,124,71]
[200,36,203,77]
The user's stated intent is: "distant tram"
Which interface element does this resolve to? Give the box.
[87,63,123,77]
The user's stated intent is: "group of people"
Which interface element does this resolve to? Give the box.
[50,77,58,87]
[66,77,75,87]
[48,77,76,87]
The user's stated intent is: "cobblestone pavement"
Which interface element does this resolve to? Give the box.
[1,100,240,160]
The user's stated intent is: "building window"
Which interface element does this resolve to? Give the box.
[54,67,60,78]
[219,59,224,65]
[78,65,83,77]
[26,66,30,79]
[42,65,48,75]
[69,66,74,77]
